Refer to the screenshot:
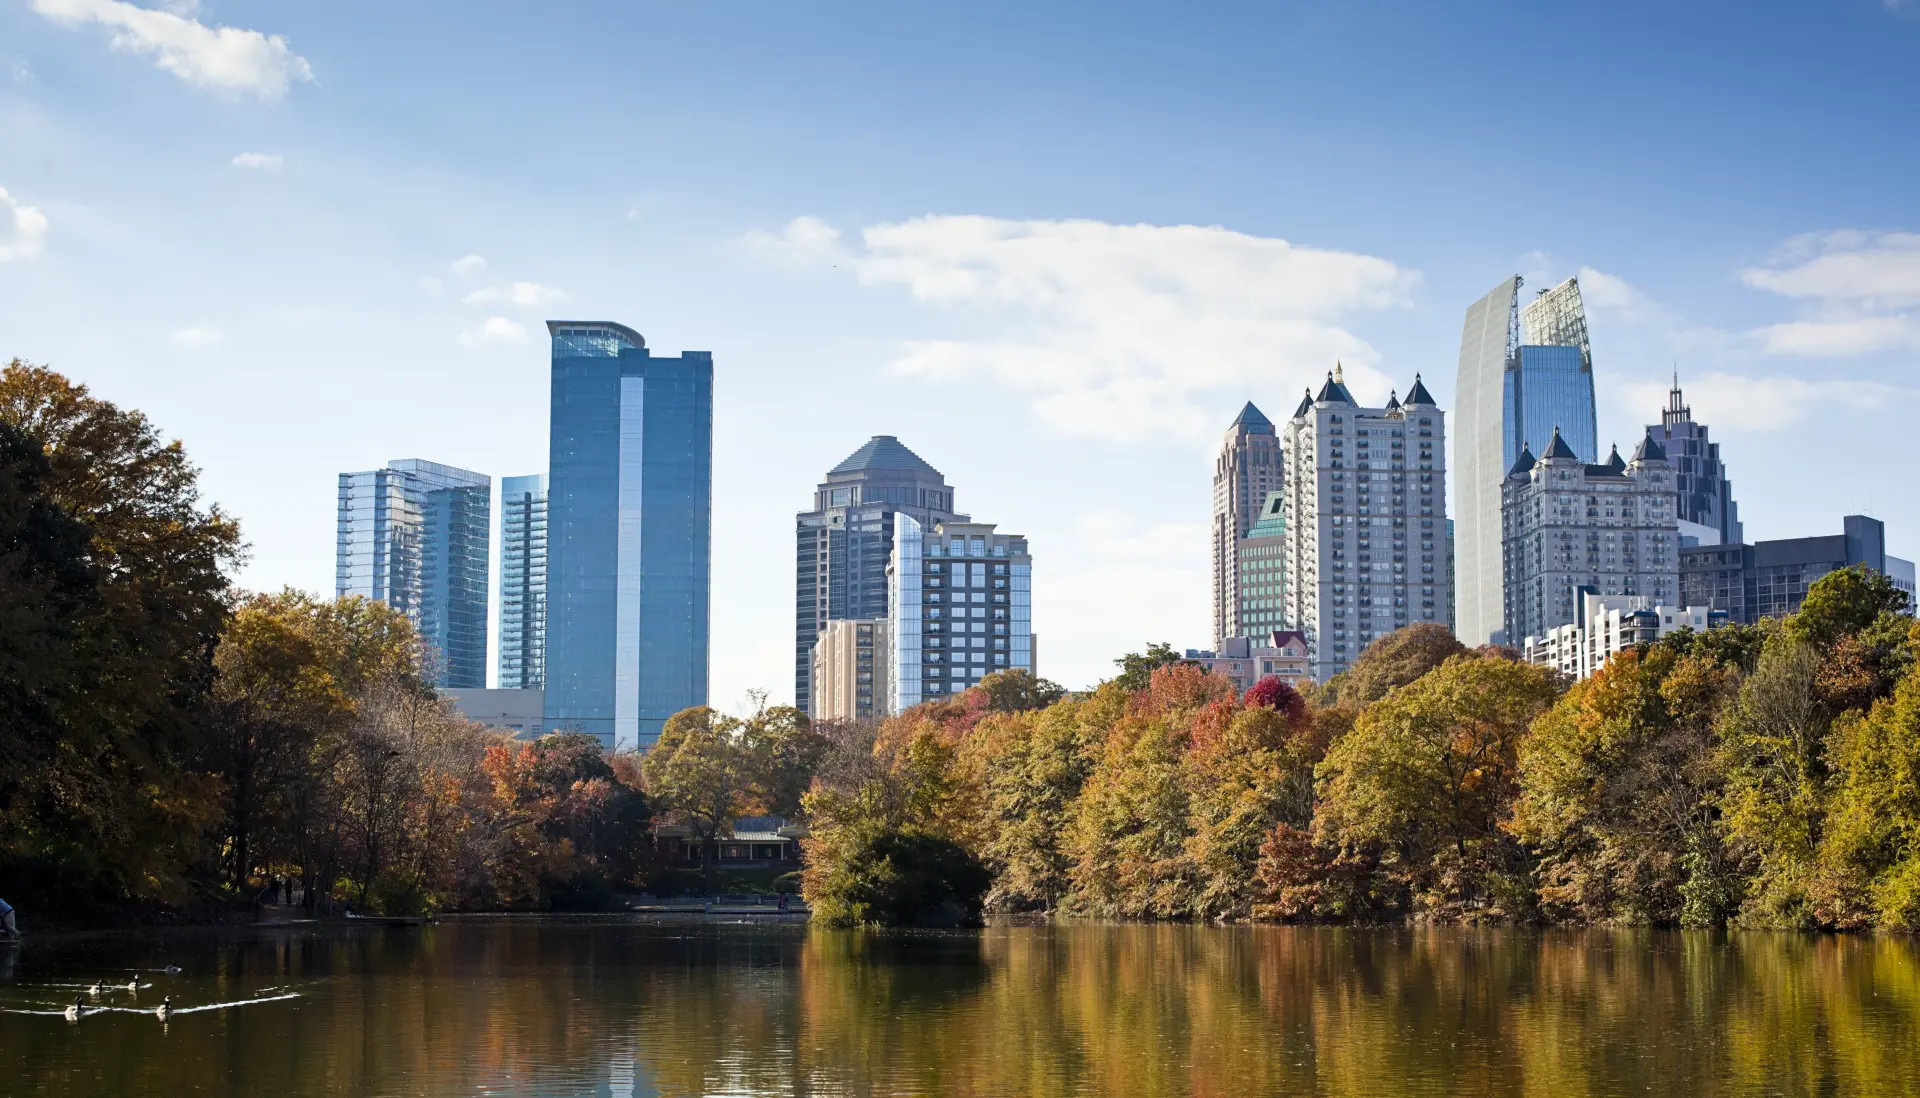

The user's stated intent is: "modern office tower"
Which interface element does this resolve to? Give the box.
[336,459,491,689]
[1281,368,1450,681]
[498,473,547,690]
[810,619,890,722]
[1890,555,1916,611]
[1212,403,1283,644]
[1233,491,1288,637]
[796,437,963,715]
[1646,374,1743,546]
[888,518,1033,712]
[1679,515,1899,624]
[1454,275,1600,644]
[543,321,712,751]
[1500,430,1679,646]
[1523,593,1727,681]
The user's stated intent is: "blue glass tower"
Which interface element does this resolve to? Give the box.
[542,322,712,750]
[1505,344,1597,466]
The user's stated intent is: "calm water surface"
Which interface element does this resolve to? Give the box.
[3,918,1919,1096]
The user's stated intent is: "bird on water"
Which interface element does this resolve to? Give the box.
[65,996,84,1022]
[155,996,172,1021]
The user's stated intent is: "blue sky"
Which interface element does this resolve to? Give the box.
[3,0,1917,706]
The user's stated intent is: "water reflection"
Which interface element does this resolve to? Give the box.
[2,920,1918,1096]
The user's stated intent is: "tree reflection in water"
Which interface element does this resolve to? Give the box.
[2,921,1918,1096]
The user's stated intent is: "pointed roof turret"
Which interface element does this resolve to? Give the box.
[1403,373,1436,407]
[1631,431,1667,464]
[1292,388,1314,419]
[1315,369,1354,405]
[829,435,941,476]
[1604,443,1627,473]
[1541,426,1579,461]
[1507,444,1537,478]
[1230,401,1273,432]
[1384,389,1401,413]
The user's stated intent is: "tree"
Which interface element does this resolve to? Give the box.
[1817,669,1920,928]
[740,703,827,819]
[1316,623,1466,708]
[1110,642,1191,691]
[643,707,752,889]
[1314,654,1558,919]
[1790,564,1911,649]
[1717,639,1830,928]
[979,668,1067,713]
[0,361,240,905]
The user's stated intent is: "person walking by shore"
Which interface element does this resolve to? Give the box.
[0,896,18,940]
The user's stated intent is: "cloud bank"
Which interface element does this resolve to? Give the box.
[0,188,48,261]
[1740,231,1920,356]
[31,0,314,99]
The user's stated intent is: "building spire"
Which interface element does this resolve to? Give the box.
[1663,364,1691,429]
[1333,360,1345,385]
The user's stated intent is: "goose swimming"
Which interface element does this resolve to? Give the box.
[65,996,84,1021]
[86,981,104,995]
[154,996,172,1021]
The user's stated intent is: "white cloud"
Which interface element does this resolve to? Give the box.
[458,316,528,348]
[417,275,445,296]
[449,254,487,278]
[1739,231,1920,357]
[0,188,49,261]
[744,214,1416,442]
[1617,370,1903,432]
[230,151,283,171]
[29,0,314,99]
[462,281,566,308]
[168,323,221,346]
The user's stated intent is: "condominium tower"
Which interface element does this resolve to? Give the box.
[1500,430,1678,645]
[543,322,712,750]
[1281,369,1450,681]
[888,518,1033,711]
[1211,403,1282,644]
[1234,491,1288,636]
[795,437,962,715]
[1453,275,1600,644]
[498,473,547,690]
[811,618,890,722]
[336,459,491,688]
[1647,375,1743,546]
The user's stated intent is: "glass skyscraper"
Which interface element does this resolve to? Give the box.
[543,321,712,750]
[336,459,492,688]
[498,473,547,690]
[1453,275,1598,645]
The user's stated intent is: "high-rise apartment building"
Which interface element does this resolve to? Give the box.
[795,437,962,715]
[1501,431,1678,645]
[336,459,491,688]
[1454,275,1600,644]
[810,619,890,722]
[1212,403,1282,644]
[1233,491,1288,637]
[1679,515,1900,624]
[888,518,1033,712]
[1523,592,1727,681]
[498,473,547,690]
[543,322,712,751]
[1646,375,1743,546]
[1281,369,1450,681]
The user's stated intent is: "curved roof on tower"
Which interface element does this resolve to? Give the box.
[829,435,942,477]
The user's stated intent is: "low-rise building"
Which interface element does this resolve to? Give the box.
[1679,515,1904,623]
[1523,593,1725,680]
[1184,630,1311,696]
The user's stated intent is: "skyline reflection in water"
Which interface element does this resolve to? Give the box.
[3,918,1918,1096]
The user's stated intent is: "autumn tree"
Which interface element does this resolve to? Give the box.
[1316,623,1467,708]
[643,707,753,888]
[1110,642,1192,691]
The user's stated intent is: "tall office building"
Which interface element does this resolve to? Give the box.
[1453,275,1600,644]
[543,322,712,751]
[1680,515,1899,624]
[1647,374,1743,546]
[888,518,1033,712]
[1212,403,1283,644]
[1281,369,1450,681]
[1233,491,1288,636]
[1500,431,1678,645]
[336,459,491,688]
[498,473,548,690]
[795,437,963,715]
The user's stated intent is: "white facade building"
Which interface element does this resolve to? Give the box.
[1523,593,1727,680]
[1281,367,1450,681]
[1185,630,1311,696]
[888,519,1034,712]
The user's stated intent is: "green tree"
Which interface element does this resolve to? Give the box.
[1314,654,1558,919]
[1717,639,1830,928]
[1110,642,1191,691]
[1317,623,1468,708]
[978,667,1068,712]
[740,702,827,819]
[1818,669,1920,928]
[643,707,751,889]
[1790,564,1911,648]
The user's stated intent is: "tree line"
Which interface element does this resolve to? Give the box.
[803,568,1920,930]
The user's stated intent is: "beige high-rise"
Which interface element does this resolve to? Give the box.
[1211,403,1282,645]
[810,619,889,722]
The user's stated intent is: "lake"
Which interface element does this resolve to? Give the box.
[3,918,1918,1096]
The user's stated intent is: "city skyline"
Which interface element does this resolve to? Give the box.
[6,2,1918,705]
